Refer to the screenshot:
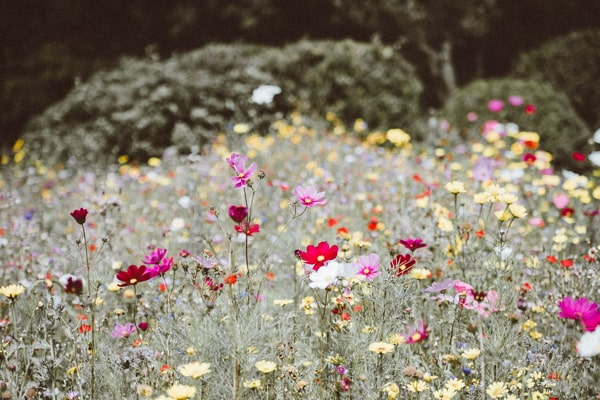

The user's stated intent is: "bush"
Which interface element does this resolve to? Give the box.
[511,29,600,129]
[442,78,591,172]
[22,40,423,164]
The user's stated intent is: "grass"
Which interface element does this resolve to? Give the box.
[0,110,599,400]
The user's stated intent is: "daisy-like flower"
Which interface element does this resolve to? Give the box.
[461,348,481,360]
[576,327,600,357]
[558,296,600,331]
[354,253,381,281]
[445,181,466,194]
[293,185,327,207]
[0,284,25,299]
[381,382,400,399]
[116,264,155,287]
[368,341,395,354]
[110,323,136,338]
[308,261,360,289]
[406,380,429,392]
[486,381,508,399]
[445,378,465,392]
[178,361,211,378]
[243,379,262,389]
[166,383,196,400]
[255,360,277,373]
[226,152,257,189]
[298,241,339,271]
[401,320,429,344]
[433,388,457,400]
[390,253,416,276]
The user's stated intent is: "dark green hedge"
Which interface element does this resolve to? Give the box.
[443,78,591,171]
[511,29,600,129]
[22,40,423,164]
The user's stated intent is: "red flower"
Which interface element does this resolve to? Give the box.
[572,152,586,162]
[560,207,575,217]
[116,264,154,287]
[367,217,379,231]
[298,241,339,271]
[79,324,92,334]
[546,255,557,264]
[234,222,260,236]
[560,259,573,268]
[524,104,536,115]
[390,253,416,276]
[522,153,537,165]
[70,208,88,225]
[224,274,237,285]
[64,276,83,295]
[228,205,248,223]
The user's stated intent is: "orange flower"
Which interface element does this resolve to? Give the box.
[79,324,92,334]
[560,259,573,268]
[224,274,237,285]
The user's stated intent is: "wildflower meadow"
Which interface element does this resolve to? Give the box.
[1,104,600,400]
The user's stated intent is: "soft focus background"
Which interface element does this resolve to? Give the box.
[2,1,600,166]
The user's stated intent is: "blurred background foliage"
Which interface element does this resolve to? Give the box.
[2,0,600,165]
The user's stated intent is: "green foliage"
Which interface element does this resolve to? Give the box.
[511,29,600,128]
[443,78,591,171]
[23,40,422,164]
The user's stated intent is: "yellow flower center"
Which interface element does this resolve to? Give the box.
[317,255,325,262]
[130,278,137,284]
[411,333,422,342]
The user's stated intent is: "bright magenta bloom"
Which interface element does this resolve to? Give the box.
[226,153,257,189]
[398,238,427,252]
[142,248,167,265]
[70,208,88,225]
[116,265,154,287]
[487,99,504,112]
[558,297,600,332]
[390,253,416,276]
[402,320,429,344]
[299,241,339,271]
[228,205,248,223]
[293,185,327,207]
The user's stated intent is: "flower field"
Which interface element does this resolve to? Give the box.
[1,108,599,399]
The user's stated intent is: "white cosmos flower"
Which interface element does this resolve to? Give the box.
[309,261,361,289]
[577,327,600,357]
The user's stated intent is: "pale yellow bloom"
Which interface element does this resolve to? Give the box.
[166,383,196,400]
[461,348,481,360]
[255,360,277,373]
[486,381,508,399]
[136,384,153,397]
[386,129,411,147]
[381,382,400,399]
[368,341,395,354]
[406,380,429,392]
[410,268,432,280]
[433,387,457,400]
[0,284,25,299]
[178,361,211,379]
[273,298,294,307]
[243,379,262,389]
[508,203,527,218]
[445,377,466,392]
[445,181,466,194]
[387,333,406,345]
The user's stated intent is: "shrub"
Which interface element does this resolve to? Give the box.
[22,40,423,164]
[442,78,591,172]
[511,29,600,129]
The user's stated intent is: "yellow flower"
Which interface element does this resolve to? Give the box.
[406,380,429,392]
[178,361,211,379]
[445,378,466,392]
[461,348,481,360]
[368,341,395,354]
[486,381,508,399]
[381,382,400,399]
[243,379,262,389]
[255,360,277,373]
[433,387,457,400]
[166,383,196,400]
[522,319,537,331]
[273,298,294,307]
[387,333,406,345]
[386,129,411,147]
[410,268,432,280]
[445,181,466,194]
[0,284,25,299]
[508,203,527,218]
[136,384,153,396]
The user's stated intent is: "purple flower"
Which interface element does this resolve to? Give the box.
[425,278,456,302]
[354,254,381,281]
[111,323,136,338]
[293,185,327,207]
[226,153,257,189]
[508,95,524,107]
[472,157,498,182]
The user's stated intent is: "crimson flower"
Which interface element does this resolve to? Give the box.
[70,208,88,225]
[234,221,260,236]
[390,253,416,276]
[116,264,155,287]
[64,276,83,295]
[524,104,536,115]
[298,241,339,271]
[558,296,600,331]
[398,238,427,252]
[229,205,248,223]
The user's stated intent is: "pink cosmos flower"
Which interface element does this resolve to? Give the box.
[425,278,456,302]
[487,99,504,112]
[508,95,524,106]
[354,254,381,281]
[226,153,257,189]
[293,185,327,207]
[111,323,136,338]
[558,297,600,332]
[402,320,429,344]
[298,241,339,271]
[142,248,167,265]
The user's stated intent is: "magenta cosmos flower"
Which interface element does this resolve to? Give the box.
[402,320,429,344]
[298,241,338,271]
[558,297,600,332]
[487,99,504,112]
[354,254,381,281]
[293,185,327,207]
[398,238,427,252]
[228,205,248,223]
[226,153,257,189]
